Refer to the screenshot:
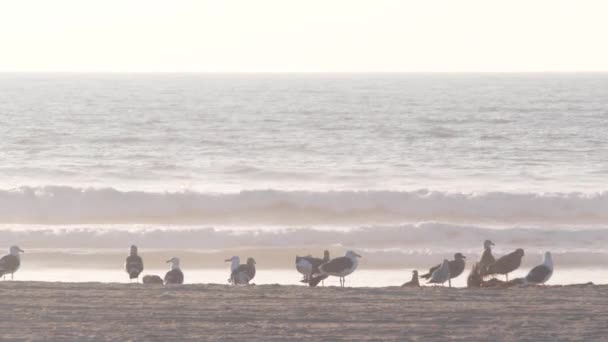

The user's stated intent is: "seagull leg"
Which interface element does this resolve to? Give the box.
[11,273,14,280]
[506,273,509,282]
[448,279,452,288]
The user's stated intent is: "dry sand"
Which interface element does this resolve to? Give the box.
[1,281,607,341]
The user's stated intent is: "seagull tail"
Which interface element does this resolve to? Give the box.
[308,275,328,287]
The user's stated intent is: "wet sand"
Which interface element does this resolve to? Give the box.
[1,281,607,341]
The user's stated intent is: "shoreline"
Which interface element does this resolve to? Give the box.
[9,266,608,288]
[1,281,607,341]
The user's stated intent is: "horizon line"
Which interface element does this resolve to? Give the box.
[1,71,608,74]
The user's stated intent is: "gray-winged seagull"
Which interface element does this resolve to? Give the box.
[488,248,525,281]
[0,246,24,280]
[420,253,466,287]
[316,250,361,288]
[427,259,450,286]
[525,251,553,285]
[164,257,184,284]
[227,257,256,285]
[296,250,330,286]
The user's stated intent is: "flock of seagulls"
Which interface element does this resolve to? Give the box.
[0,241,554,288]
[403,240,554,288]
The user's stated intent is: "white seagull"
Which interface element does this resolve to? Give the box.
[525,251,553,285]
[164,257,184,285]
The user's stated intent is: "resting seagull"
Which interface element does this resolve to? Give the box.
[164,257,184,285]
[125,245,144,282]
[401,270,420,288]
[420,253,466,287]
[142,275,164,284]
[0,246,24,280]
[296,250,330,286]
[479,240,495,276]
[427,259,451,286]
[228,257,256,285]
[315,250,361,288]
[488,248,525,281]
[525,251,553,285]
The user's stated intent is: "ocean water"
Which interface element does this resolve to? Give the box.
[1,73,607,285]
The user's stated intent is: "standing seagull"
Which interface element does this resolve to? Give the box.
[401,270,420,288]
[225,256,241,277]
[296,250,330,285]
[427,259,451,286]
[420,253,466,287]
[229,257,256,285]
[479,240,496,276]
[525,252,553,285]
[0,246,24,280]
[164,257,184,285]
[488,248,525,281]
[125,245,144,282]
[316,250,361,288]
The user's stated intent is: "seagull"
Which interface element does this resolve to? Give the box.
[225,256,241,277]
[525,251,553,285]
[125,245,144,282]
[228,257,256,285]
[420,253,466,287]
[401,270,420,288]
[296,250,330,286]
[142,275,164,284]
[164,257,184,285]
[488,248,525,281]
[479,240,495,276]
[0,246,24,280]
[316,250,361,288]
[428,259,451,286]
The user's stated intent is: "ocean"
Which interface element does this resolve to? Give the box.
[1,73,607,285]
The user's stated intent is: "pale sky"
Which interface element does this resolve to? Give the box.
[0,0,607,72]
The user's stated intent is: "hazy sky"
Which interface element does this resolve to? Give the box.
[1,0,607,72]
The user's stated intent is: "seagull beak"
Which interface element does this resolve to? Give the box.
[166,259,171,263]
[356,253,362,258]
[224,259,232,262]
[19,248,24,253]
[462,255,466,259]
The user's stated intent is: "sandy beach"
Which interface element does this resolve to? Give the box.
[1,281,606,341]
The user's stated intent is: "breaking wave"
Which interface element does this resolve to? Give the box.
[0,186,607,224]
